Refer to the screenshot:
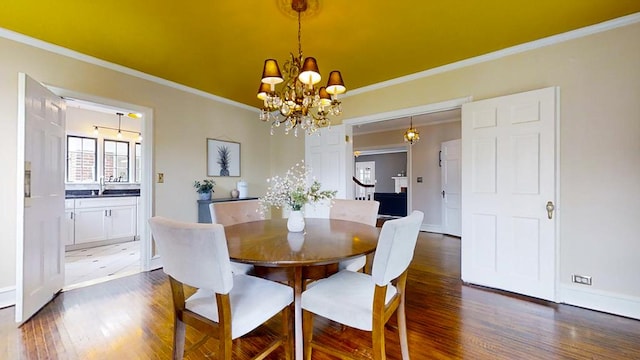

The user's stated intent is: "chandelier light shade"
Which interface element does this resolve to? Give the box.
[404,117,420,145]
[261,59,284,87]
[326,71,346,95]
[258,0,346,136]
[299,57,321,85]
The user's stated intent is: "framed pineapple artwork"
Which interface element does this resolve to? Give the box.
[207,138,240,177]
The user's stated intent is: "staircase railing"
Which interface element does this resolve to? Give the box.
[352,177,374,200]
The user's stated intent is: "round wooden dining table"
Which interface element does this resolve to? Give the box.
[224,217,380,360]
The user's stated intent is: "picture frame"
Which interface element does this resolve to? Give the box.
[207,138,240,177]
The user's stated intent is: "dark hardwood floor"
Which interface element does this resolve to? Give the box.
[1,232,639,359]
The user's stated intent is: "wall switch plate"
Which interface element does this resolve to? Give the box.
[157,173,164,183]
[571,274,592,285]
[417,177,423,183]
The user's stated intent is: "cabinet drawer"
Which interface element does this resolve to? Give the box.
[65,199,75,210]
[75,197,137,208]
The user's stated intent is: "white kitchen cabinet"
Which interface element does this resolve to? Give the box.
[108,205,137,239]
[64,200,75,246]
[72,197,137,245]
[74,207,108,244]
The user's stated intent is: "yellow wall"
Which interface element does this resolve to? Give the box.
[344,21,640,307]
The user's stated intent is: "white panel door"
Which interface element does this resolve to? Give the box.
[441,139,462,237]
[16,74,66,323]
[461,87,557,301]
[304,125,350,218]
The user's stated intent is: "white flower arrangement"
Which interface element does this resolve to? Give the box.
[259,161,337,212]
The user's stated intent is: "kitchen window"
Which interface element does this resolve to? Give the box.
[67,135,97,182]
[104,139,129,182]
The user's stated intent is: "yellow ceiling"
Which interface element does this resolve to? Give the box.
[1,1,638,108]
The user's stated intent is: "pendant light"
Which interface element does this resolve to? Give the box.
[403,116,420,145]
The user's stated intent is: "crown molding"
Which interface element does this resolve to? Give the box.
[0,27,256,113]
[2,12,638,111]
[345,12,640,98]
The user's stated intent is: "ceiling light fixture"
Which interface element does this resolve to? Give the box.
[258,0,346,137]
[93,112,142,141]
[403,117,420,145]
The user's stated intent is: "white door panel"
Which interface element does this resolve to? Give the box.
[304,125,350,218]
[462,87,557,301]
[441,139,461,236]
[16,73,66,323]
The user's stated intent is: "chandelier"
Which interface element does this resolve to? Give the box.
[258,0,346,137]
[403,117,420,145]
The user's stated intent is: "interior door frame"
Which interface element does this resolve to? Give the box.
[47,86,159,272]
[343,96,472,226]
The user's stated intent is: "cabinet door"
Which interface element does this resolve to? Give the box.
[74,208,107,244]
[107,205,137,240]
[64,210,75,246]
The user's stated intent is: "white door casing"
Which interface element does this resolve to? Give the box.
[16,73,66,323]
[461,87,558,301]
[441,139,462,237]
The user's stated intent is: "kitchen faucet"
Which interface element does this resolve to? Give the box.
[99,176,105,195]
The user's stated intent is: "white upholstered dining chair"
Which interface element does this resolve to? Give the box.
[148,217,293,360]
[329,199,380,272]
[301,210,424,360]
[209,200,264,275]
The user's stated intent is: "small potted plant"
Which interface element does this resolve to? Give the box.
[194,179,215,200]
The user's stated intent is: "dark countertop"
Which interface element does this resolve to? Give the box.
[197,197,258,203]
[65,189,140,199]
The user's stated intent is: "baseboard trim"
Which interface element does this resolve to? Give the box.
[421,224,442,234]
[559,284,640,320]
[0,286,15,309]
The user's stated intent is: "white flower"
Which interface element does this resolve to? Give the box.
[259,161,336,212]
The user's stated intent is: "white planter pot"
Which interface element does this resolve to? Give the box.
[287,210,305,232]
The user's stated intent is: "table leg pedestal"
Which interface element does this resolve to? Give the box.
[294,266,303,360]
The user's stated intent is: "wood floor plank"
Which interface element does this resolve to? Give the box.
[0,232,639,359]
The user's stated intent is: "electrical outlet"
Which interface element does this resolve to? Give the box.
[417,177,423,183]
[571,274,592,286]
[157,173,164,183]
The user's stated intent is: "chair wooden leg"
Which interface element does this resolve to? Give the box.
[397,300,410,360]
[283,304,293,360]
[218,335,232,360]
[173,317,186,360]
[372,317,386,360]
[303,310,314,360]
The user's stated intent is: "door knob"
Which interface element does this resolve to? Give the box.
[546,201,555,219]
[442,190,445,198]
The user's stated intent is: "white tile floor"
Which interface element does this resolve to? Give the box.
[64,240,140,290]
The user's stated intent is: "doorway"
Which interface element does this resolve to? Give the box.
[62,101,144,289]
[48,88,157,288]
[346,97,470,232]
